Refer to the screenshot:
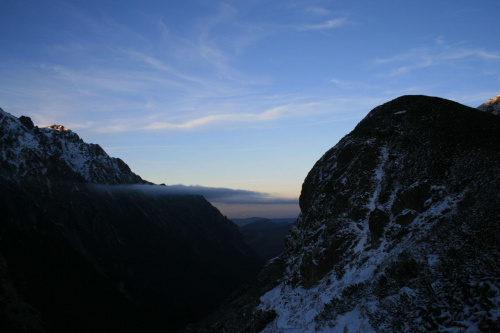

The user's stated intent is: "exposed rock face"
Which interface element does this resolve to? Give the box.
[477,94,500,116]
[0,109,262,332]
[192,95,500,332]
[0,109,146,185]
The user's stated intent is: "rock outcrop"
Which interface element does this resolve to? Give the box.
[477,94,500,116]
[191,95,500,332]
[0,108,146,185]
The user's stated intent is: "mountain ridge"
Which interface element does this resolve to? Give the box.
[190,95,500,332]
[239,218,295,262]
[0,108,262,331]
[0,108,146,185]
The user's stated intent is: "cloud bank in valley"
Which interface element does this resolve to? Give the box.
[138,184,298,205]
[155,184,300,218]
[91,183,300,218]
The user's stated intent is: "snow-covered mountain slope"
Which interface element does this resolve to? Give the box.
[477,94,500,116]
[191,95,500,333]
[0,108,145,184]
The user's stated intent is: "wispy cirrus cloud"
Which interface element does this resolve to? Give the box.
[95,102,322,133]
[145,110,282,130]
[305,6,332,16]
[0,8,275,130]
[126,50,206,84]
[375,43,500,77]
[299,18,347,31]
[330,78,383,91]
[1,1,354,136]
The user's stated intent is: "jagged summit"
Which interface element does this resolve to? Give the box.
[192,95,500,333]
[477,94,500,116]
[0,107,262,331]
[47,124,71,131]
[0,108,145,185]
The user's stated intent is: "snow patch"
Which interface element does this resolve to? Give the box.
[330,310,376,333]
[427,254,439,266]
[367,146,388,211]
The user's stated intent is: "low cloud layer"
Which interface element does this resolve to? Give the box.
[90,183,300,218]
[211,202,300,219]
[93,183,298,205]
[156,184,299,205]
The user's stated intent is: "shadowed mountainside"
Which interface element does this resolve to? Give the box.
[189,95,500,332]
[239,218,295,262]
[0,109,262,332]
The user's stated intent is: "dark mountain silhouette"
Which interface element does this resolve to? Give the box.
[189,95,500,332]
[0,108,262,332]
[239,219,295,262]
[232,217,296,227]
[232,217,269,227]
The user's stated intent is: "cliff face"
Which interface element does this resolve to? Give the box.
[0,109,261,332]
[193,95,500,332]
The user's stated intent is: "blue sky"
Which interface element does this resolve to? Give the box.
[1,0,499,218]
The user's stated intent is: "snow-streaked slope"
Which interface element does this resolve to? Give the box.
[0,108,145,184]
[257,96,500,332]
[191,95,500,333]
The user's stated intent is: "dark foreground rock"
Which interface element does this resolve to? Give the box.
[190,95,500,332]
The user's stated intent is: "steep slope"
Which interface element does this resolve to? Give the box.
[191,95,500,332]
[1,108,146,185]
[0,109,262,332]
[477,94,500,116]
[239,219,295,262]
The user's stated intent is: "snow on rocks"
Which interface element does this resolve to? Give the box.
[477,94,500,116]
[0,108,144,185]
[251,96,500,332]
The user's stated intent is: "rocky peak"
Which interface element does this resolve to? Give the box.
[47,124,70,131]
[0,108,145,185]
[477,94,500,116]
[193,95,500,332]
[19,115,35,130]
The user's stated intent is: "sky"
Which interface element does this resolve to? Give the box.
[1,0,499,218]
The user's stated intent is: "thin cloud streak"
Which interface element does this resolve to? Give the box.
[126,50,207,85]
[0,3,353,136]
[330,78,383,91]
[93,184,299,205]
[299,18,347,30]
[144,105,288,130]
[306,6,332,16]
[95,102,324,133]
[375,44,500,77]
